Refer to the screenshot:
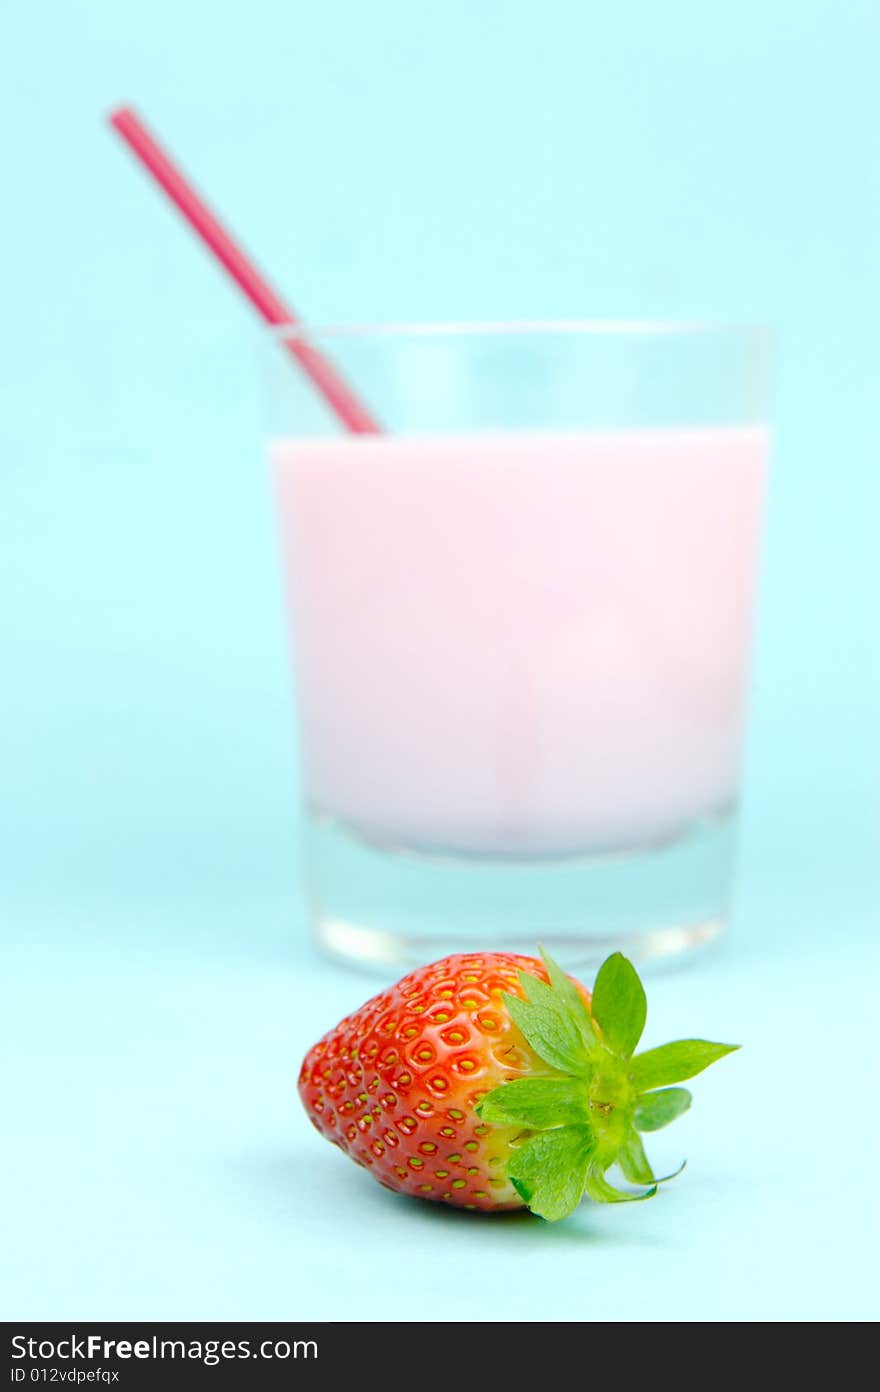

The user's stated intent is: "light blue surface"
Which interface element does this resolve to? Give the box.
[1,0,877,1322]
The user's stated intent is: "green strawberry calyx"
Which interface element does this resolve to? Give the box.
[475,949,738,1221]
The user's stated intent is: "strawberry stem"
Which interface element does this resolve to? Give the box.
[477,950,738,1221]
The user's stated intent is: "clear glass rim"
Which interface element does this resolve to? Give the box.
[271,318,769,344]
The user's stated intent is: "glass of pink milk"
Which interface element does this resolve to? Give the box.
[268,322,768,971]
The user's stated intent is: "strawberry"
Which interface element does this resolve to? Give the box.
[298,949,736,1221]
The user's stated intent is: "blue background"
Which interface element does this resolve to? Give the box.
[1,0,877,1322]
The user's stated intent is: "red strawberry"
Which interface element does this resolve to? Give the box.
[298,948,737,1221]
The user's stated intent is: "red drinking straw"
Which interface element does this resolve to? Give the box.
[108,105,382,434]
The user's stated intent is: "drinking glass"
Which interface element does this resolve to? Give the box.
[267,322,768,971]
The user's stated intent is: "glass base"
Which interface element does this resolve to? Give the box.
[304,808,735,974]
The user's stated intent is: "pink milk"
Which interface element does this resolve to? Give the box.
[272,427,766,858]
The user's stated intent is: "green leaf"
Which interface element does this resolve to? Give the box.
[652,1158,688,1185]
[630,1040,739,1091]
[539,947,597,1047]
[591,952,647,1058]
[477,1076,589,1130]
[505,1126,594,1221]
[583,1168,657,1204]
[503,973,591,1076]
[617,1129,655,1185]
[634,1087,692,1132]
